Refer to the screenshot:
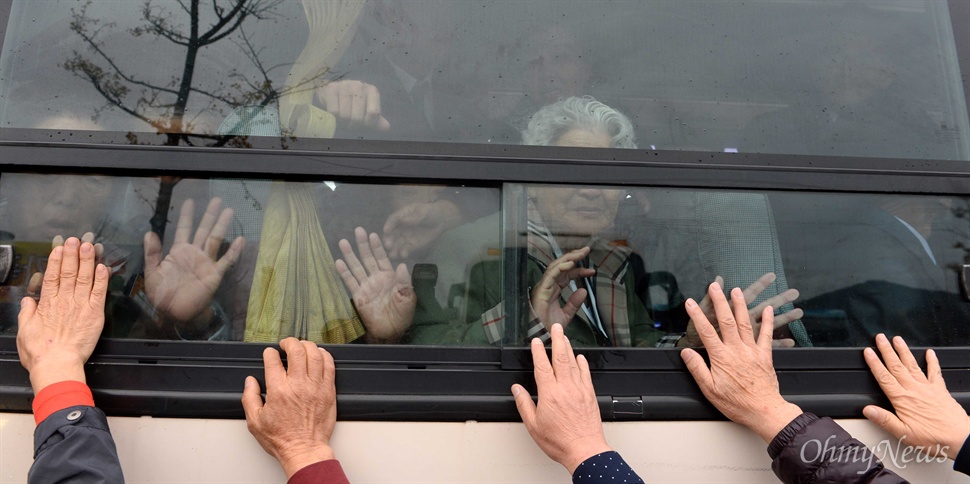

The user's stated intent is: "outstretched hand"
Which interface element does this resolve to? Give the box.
[680,282,803,443]
[511,324,612,474]
[242,338,338,479]
[382,199,463,259]
[862,334,969,459]
[336,227,415,344]
[686,273,801,347]
[530,246,594,333]
[17,238,110,394]
[143,198,244,332]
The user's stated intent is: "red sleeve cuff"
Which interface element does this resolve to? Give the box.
[32,380,94,425]
[287,459,349,484]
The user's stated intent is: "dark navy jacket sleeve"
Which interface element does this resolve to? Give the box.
[29,405,125,484]
[572,451,644,484]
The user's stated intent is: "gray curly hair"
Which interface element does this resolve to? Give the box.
[521,96,637,149]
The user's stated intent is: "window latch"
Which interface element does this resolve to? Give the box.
[611,396,643,420]
[0,245,12,284]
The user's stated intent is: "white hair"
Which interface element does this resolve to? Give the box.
[521,96,637,149]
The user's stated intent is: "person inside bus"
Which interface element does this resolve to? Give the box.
[3,175,247,341]
[336,96,799,347]
[513,284,970,482]
[777,193,970,347]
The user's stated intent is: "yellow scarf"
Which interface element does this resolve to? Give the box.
[244,182,365,343]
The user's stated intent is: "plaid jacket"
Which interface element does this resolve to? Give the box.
[469,209,682,347]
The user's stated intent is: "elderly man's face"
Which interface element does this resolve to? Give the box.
[530,129,622,237]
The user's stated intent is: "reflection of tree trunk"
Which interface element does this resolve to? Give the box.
[150,176,180,239]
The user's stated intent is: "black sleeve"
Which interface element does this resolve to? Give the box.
[29,406,125,484]
[768,413,907,484]
[954,435,970,476]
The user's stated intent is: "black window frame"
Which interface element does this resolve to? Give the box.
[1,0,968,422]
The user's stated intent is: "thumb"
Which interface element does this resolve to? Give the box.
[863,405,907,439]
[681,349,714,393]
[376,115,391,131]
[241,376,264,423]
[512,384,537,430]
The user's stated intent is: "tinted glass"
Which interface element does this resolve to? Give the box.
[1,173,966,347]
[0,173,501,344]
[503,183,970,348]
[1,0,966,159]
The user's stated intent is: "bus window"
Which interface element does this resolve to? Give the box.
[0,173,501,344]
[0,1,966,160]
[0,0,967,431]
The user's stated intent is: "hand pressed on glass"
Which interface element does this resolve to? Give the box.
[26,232,104,296]
[382,199,462,260]
[511,324,612,474]
[335,227,415,344]
[862,334,970,458]
[17,238,110,393]
[143,198,244,333]
[242,338,338,479]
[680,283,803,443]
[686,273,801,348]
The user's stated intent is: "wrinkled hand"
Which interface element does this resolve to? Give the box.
[144,198,244,331]
[680,282,803,443]
[315,80,391,132]
[17,238,109,394]
[862,334,970,458]
[26,232,104,295]
[382,199,462,259]
[512,324,612,474]
[531,246,594,333]
[242,338,337,479]
[686,273,801,347]
[336,227,415,344]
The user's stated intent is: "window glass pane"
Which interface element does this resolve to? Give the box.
[2,173,966,348]
[501,182,970,347]
[0,173,501,344]
[1,1,966,160]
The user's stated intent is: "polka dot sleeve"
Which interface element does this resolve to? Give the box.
[572,451,644,484]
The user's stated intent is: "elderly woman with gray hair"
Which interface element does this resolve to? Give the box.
[336,96,795,347]
[477,95,670,347]
[338,96,669,346]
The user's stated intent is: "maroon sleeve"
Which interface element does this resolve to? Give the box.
[287,459,350,484]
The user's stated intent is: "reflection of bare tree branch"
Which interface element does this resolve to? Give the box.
[62,0,287,238]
